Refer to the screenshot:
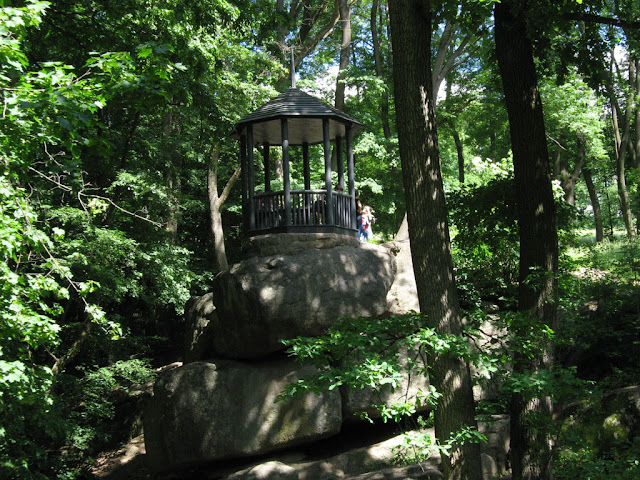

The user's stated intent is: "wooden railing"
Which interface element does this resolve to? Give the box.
[252,190,354,232]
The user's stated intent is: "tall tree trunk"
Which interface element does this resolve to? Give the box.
[583,168,604,243]
[495,2,558,479]
[604,177,615,238]
[634,57,640,234]
[445,119,465,184]
[608,54,636,238]
[334,0,351,111]
[207,145,241,272]
[387,2,482,479]
[162,107,181,244]
[371,0,392,141]
[445,81,465,184]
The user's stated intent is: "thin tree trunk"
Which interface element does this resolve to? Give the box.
[387,2,482,479]
[334,0,351,111]
[604,178,615,238]
[371,0,391,141]
[207,145,241,272]
[495,2,558,479]
[444,118,465,184]
[162,107,181,244]
[583,168,604,243]
[453,127,464,184]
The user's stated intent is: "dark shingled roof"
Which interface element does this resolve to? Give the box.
[233,88,363,146]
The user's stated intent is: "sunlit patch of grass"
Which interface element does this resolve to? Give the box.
[563,232,640,285]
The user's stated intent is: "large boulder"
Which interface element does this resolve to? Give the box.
[144,359,342,472]
[210,241,395,359]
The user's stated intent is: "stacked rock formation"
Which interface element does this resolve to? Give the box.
[143,233,431,472]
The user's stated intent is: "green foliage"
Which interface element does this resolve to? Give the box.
[58,358,156,456]
[392,416,487,467]
[448,176,519,308]
[282,314,425,398]
[0,103,89,479]
[556,412,640,480]
[283,313,475,421]
[392,415,436,465]
[558,238,640,383]
[556,444,640,480]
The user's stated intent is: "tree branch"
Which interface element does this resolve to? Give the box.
[561,12,640,30]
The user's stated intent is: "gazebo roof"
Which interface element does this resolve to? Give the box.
[234,87,363,146]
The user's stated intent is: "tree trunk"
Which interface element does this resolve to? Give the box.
[453,127,464,184]
[635,57,640,234]
[583,168,604,243]
[162,107,181,244]
[607,54,636,238]
[561,154,585,207]
[207,145,241,272]
[616,143,635,237]
[495,2,558,479]
[387,2,482,479]
[334,0,351,111]
[371,0,392,141]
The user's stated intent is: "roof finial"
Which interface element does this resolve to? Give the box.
[290,46,296,89]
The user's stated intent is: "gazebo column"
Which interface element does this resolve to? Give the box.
[281,119,291,226]
[323,118,334,225]
[336,135,344,189]
[263,142,271,192]
[247,124,255,231]
[303,142,311,225]
[240,131,248,231]
[303,142,310,190]
[346,125,356,230]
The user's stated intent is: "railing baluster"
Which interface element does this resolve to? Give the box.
[250,189,356,232]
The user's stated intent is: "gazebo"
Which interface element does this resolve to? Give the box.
[233,86,363,237]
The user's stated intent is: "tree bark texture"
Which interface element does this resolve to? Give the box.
[495,2,558,479]
[387,2,482,479]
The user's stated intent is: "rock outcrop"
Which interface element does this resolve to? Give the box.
[144,359,342,471]
[146,233,504,476]
[209,241,395,359]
